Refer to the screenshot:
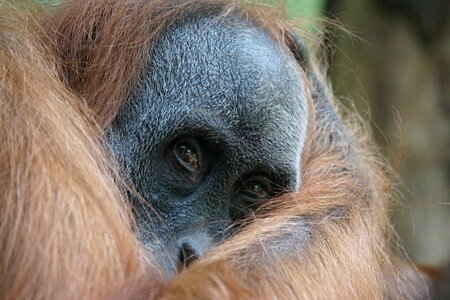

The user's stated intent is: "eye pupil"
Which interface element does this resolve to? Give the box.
[174,143,199,172]
[250,182,266,197]
[241,180,269,200]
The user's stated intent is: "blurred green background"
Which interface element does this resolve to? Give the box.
[299,0,449,296]
[325,0,449,269]
[38,0,449,293]
[300,0,449,269]
[294,1,449,294]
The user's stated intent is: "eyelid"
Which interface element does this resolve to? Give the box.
[165,137,207,188]
[161,114,231,148]
[238,175,281,202]
[241,176,271,191]
[239,170,287,191]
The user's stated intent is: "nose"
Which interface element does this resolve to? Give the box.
[176,233,211,270]
[178,241,199,268]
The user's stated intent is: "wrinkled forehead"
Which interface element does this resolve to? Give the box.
[145,13,307,133]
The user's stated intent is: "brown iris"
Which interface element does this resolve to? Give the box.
[240,178,271,203]
[173,140,200,173]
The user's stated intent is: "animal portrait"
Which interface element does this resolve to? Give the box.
[0,0,428,299]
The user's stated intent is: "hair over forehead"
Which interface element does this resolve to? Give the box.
[46,0,297,127]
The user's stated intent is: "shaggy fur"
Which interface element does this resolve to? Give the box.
[1,0,427,299]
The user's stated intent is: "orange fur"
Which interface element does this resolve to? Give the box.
[0,3,157,298]
[1,1,427,299]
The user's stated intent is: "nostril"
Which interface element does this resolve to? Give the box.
[178,242,199,269]
[175,233,212,272]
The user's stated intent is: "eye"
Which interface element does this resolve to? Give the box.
[173,140,199,173]
[165,137,209,189]
[231,172,287,222]
[239,177,272,205]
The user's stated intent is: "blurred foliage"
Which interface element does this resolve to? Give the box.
[263,0,325,20]
[286,0,325,20]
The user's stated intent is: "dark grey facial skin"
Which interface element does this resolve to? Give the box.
[107,13,308,274]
